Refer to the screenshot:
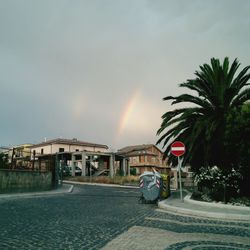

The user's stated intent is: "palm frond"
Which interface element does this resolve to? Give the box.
[231,88,250,107]
[157,57,250,168]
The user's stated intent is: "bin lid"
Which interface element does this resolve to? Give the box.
[139,170,161,179]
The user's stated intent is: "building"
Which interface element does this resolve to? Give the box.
[117,144,169,175]
[4,144,33,169]
[29,138,129,177]
[29,138,108,156]
[0,146,10,154]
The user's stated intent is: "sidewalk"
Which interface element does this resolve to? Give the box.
[158,191,250,221]
[0,184,73,199]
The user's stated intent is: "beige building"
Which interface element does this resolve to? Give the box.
[7,144,33,169]
[29,138,108,156]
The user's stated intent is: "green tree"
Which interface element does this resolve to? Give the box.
[157,58,250,172]
[224,102,250,196]
[0,153,8,169]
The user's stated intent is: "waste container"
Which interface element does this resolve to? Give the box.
[160,174,170,198]
[139,170,162,202]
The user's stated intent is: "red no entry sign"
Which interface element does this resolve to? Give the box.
[171,141,185,157]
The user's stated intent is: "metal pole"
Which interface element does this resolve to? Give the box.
[178,156,183,202]
[89,155,92,182]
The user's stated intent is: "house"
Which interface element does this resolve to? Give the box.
[117,144,169,175]
[5,144,33,169]
[0,146,10,154]
[29,138,108,156]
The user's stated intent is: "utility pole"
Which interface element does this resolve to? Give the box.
[32,150,36,171]
[11,148,15,169]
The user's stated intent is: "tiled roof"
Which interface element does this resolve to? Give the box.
[117,144,154,154]
[117,144,164,157]
[29,138,108,149]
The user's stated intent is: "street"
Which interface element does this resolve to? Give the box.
[0,185,249,249]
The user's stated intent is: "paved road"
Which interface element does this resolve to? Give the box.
[0,185,249,249]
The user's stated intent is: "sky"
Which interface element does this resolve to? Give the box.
[1,0,250,151]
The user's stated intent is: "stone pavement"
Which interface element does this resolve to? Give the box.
[0,183,250,249]
[102,225,250,250]
[102,190,250,249]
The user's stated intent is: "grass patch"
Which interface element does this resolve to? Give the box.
[64,175,139,186]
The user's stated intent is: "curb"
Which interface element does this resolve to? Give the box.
[158,200,250,221]
[184,194,250,211]
[63,180,138,189]
[0,184,74,199]
[158,196,250,222]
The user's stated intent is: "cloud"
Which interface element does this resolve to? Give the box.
[0,0,250,148]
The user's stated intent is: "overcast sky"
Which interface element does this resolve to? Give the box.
[1,0,250,150]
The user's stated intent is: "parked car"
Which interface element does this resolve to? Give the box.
[68,165,82,176]
[62,165,70,176]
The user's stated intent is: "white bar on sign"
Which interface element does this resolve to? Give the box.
[171,147,185,151]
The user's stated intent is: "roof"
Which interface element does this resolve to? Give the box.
[117,144,154,154]
[117,144,163,156]
[29,138,109,149]
[0,146,10,153]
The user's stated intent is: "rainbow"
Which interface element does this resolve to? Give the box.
[115,88,140,141]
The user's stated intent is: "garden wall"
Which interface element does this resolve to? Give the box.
[0,169,53,194]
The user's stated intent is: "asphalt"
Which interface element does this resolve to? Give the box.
[0,182,249,222]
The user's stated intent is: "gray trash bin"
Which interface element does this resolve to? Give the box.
[139,170,162,202]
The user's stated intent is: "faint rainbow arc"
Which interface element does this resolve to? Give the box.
[116,89,140,140]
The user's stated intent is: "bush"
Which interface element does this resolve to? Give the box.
[194,166,242,203]
[191,191,203,201]
[229,197,250,207]
[130,168,137,176]
[0,153,8,169]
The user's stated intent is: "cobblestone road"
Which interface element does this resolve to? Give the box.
[0,185,249,249]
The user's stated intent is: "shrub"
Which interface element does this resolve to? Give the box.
[130,168,137,176]
[194,166,242,202]
[229,197,250,207]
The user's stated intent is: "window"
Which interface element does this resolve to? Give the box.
[139,155,144,163]
[41,149,44,155]
[59,148,64,152]
[75,149,79,152]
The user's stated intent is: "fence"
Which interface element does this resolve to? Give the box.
[0,169,53,193]
[0,153,58,193]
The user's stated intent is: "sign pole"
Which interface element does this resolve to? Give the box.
[171,141,185,202]
[178,156,183,202]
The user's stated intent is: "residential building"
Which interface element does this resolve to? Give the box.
[29,138,108,156]
[117,144,169,175]
[6,144,33,169]
[0,146,10,154]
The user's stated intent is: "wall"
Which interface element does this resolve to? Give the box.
[32,143,108,155]
[0,169,52,194]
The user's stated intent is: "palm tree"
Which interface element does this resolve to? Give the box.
[157,57,250,171]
